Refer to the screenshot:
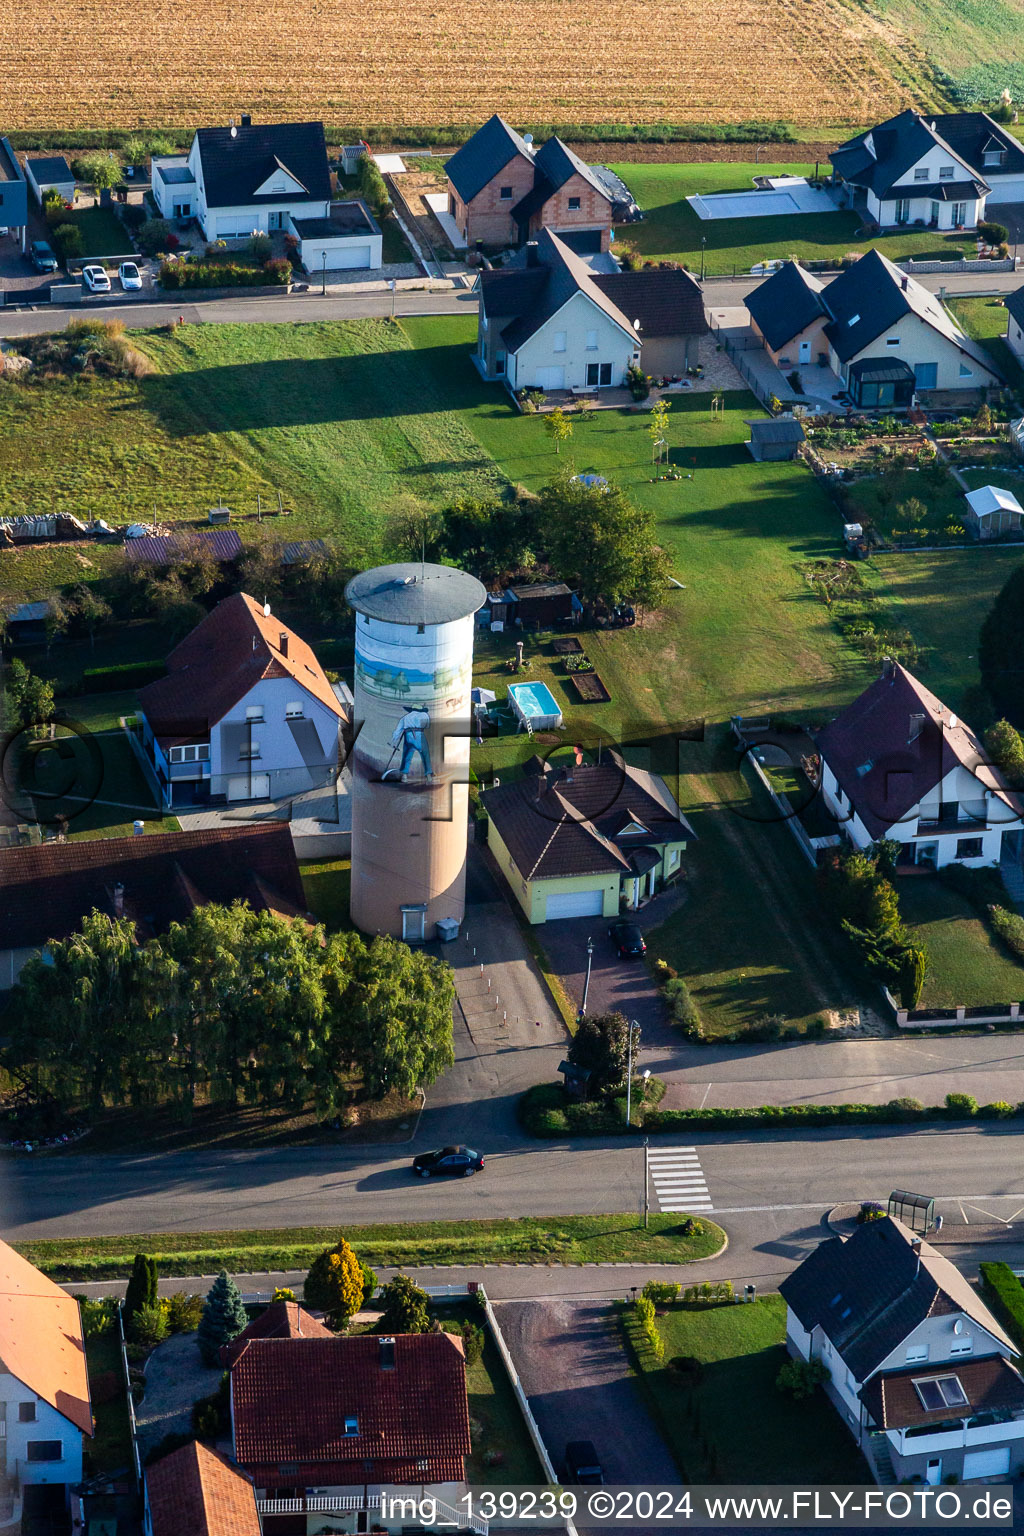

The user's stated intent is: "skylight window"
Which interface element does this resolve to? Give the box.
[829,1292,843,1308]
[848,314,860,327]
[856,759,874,776]
[913,1375,968,1412]
[344,1415,359,1436]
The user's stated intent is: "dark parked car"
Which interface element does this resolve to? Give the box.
[412,1145,484,1178]
[565,1440,604,1484]
[609,920,646,958]
[30,241,58,273]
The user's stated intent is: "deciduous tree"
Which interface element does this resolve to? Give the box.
[378,1274,431,1334]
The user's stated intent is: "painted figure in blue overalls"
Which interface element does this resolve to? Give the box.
[389,703,434,783]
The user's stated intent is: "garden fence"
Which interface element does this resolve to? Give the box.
[746,752,841,867]
[116,1301,142,1487]
[884,987,1024,1029]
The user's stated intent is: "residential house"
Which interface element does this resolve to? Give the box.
[135,592,346,806]
[746,251,1001,406]
[228,1332,473,1530]
[0,138,28,252]
[1004,285,1024,368]
[0,823,308,988]
[815,660,1024,870]
[482,753,694,921]
[145,1440,260,1536]
[445,114,615,251]
[780,1215,1024,1484]
[0,1238,92,1514]
[831,109,1024,230]
[150,116,380,270]
[24,156,75,207]
[220,1300,333,1368]
[476,228,707,390]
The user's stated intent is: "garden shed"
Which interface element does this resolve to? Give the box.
[746,417,806,462]
[963,484,1024,540]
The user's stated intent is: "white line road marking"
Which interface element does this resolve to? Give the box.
[648,1147,713,1213]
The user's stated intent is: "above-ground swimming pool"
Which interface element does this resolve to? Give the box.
[688,178,839,221]
[507,681,564,731]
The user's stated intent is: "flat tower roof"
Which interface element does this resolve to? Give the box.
[345,562,486,626]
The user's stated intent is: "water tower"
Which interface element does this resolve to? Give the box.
[345,562,486,942]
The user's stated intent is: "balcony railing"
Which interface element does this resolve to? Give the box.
[253,1492,487,1533]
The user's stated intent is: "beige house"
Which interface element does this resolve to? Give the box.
[482,755,693,922]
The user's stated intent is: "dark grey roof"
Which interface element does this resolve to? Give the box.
[0,138,25,184]
[746,261,826,352]
[478,266,548,322]
[821,248,1000,375]
[157,163,195,186]
[444,115,532,203]
[780,1216,1015,1382]
[932,111,1024,177]
[1005,284,1024,332]
[26,156,74,182]
[746,418,806,444]
[592,269,707,339]
[345,562,486,626]
[482,757,693,881]
[291,199,379,239]
[830,110,991,198]
[194,121,330,210]
[848,357,915,384]
[877,178,986,202]
[532,137,611,202]
[495,229,637,353]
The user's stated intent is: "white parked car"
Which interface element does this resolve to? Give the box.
[82,265,111,293]
[118,261,142,291]
[0,226,9,237]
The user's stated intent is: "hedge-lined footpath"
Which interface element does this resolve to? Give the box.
[520,1083,1023,1137]
[980,1262,1024,1349]
[16,1212,726,1283]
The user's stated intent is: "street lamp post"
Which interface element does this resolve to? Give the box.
[322,249,327,297]
[700,236,707,282]
[579,935,594,1019]
[643,1136,650,1228]
[625,1019,639,1127]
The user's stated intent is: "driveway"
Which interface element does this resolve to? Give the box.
[135,1329,223,1459]
[495,1298,680,1491]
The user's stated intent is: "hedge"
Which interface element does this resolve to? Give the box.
[518,1083,1024,1138]
[980,1262,1024,1350]
[159,259,290,290]
[83,660,166,692]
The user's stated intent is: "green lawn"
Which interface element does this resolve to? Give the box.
[17,718,175,841]
[300,858,352,930]
[436,1304,545,1485]
[69,205,132,258]
[844,465,967,540]
[900,877,1024,1008]
[947,296,1024,390]
[608,162,970,277]
[625,1295,867,1483]
[85,1332,133,1477]
[18,1213,727,1281]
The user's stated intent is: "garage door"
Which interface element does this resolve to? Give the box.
[986,177,1024,203]
[535,366,565,391]
[963,1448,1010,1480]
[217,217,255,238]
[329,243,371,269]
[545,888,605,920]
[227,773,271,801]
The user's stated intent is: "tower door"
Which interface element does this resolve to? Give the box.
[401,904,427,942]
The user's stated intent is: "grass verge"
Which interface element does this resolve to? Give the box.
[85,1332,132,1476]
[436,1302,546,1484]
[17,1213,726,1282]
[620,1294,867,1482]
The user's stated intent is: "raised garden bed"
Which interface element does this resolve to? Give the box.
[551,636,583,655]
[570,670,611,703]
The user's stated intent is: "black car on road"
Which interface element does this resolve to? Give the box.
[412,1145,484,1178]
[609,920,646,958]
[565,1440,604,1484]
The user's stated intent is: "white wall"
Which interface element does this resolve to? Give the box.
[297,230,383,271]
[211,674,341,800]
[846,310,998,391]
[150,159,196,220]
[0,1375,84,1489]
[876,1312,1006,1375]
[891,144,977,189]
[510,291,638,391]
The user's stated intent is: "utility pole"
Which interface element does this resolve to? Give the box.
[579,935,594,1020]
[643,1137,650,1228]
[625,1019,639,1127]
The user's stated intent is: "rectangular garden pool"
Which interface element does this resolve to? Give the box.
[688,179,838,221]
[507,681,564,731]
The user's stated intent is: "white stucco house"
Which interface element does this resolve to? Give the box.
[151,116,382,270]
[831,109,1024,230]
[815,660,1024,870]
[136,591,347,807]
[781,1216,1024,1485]
[476,227,707,390]
[0,1239,93,1518]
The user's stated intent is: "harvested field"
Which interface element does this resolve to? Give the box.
[7,0,926,132]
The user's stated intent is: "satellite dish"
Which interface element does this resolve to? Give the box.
[954,1319,965,1335]
[263,599,271,616]
[949,713,958,728]
[633,318,641,330]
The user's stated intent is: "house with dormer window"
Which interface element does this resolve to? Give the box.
[815,660,1024,871]
[781,1216,1024,1484]
[831,110,1024,230]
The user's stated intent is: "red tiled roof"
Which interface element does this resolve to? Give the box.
[146,1441,260,1536]
[221,1301,332,1367]
[0,824,307,950]
[138,591,343,739]
[0,1238,92,1438]
[860,1355,1024,1430]
[231,1333,470,1488]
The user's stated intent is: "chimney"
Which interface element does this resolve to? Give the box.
[379,1336,396,1371]
[908,712,926,744]
[901,274,909,291]
[279,632,288,657]
[112,882,125,919]
[525,240,539,268]
[240,112,252,128]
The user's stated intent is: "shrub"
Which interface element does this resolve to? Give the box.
[857,1201,886,1223]
[124,1253,158,1327]
[379,1273,431,1334]
[271,1286,296,1303]
[72,151,121,190]
[248,231,272,261]
[129,1303,168,1348]
[681,1281,733,1306]
[51,222,83,260]
[989,904,1024,962]
[166,1292,204,1333]
[461,1322,485,1366]
[358,155,391,218]
[196,1271,248,1365]
[977,1100,1014,1119]
[981,1261,1024,1348]
[776,1357,828,1399]
[664,975,703,1038]
[83,659,166,691]
[634,1294,664,1360]
[626,363,649,401]
[642,1280,681,1306]
[668,1355,702,1381]
[945,1092,977,1119]
[886,1097,925,1121]
[137,219,173,257]
[77,1296,118,1337]
[304,1238,365,1328]
[160,258,290,289]
[122,202,147,230]
[978,220,1009,247]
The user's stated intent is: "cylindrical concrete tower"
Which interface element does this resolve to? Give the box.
[345,562,487,941]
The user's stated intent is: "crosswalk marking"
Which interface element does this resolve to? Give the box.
[647,1145,714,1212]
